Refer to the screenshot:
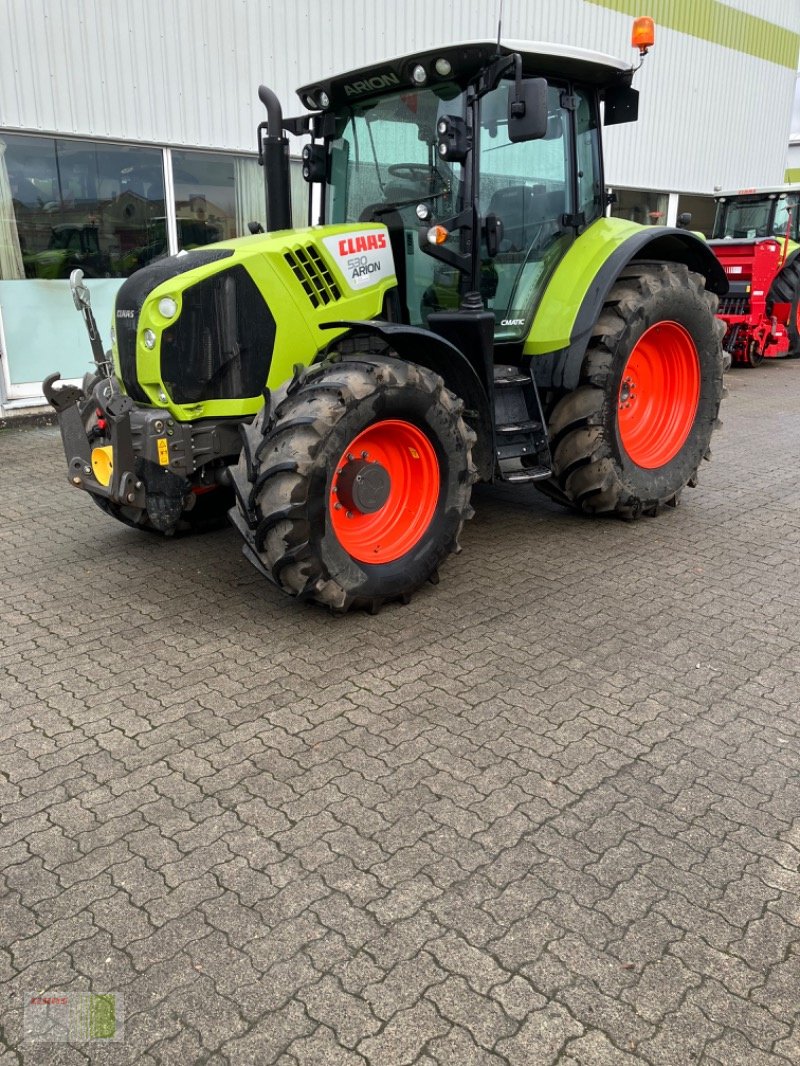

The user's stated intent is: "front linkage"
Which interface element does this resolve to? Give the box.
[44,270,236,534]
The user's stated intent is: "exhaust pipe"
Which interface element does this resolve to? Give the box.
[258,85,292,232]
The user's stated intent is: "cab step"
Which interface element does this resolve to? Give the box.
[501,466,552,483]
[493,364,553,484]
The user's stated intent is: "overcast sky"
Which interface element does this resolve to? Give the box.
[794,73,800,137]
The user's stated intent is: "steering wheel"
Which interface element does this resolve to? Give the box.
[387,164,436,183]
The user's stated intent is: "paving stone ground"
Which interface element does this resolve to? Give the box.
[1,360,800,1065]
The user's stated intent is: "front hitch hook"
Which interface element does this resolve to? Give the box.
[69,268,112,377]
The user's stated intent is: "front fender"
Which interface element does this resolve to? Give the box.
[526,219,729,392]
[320,320,494,479]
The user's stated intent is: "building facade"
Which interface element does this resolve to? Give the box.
[1,0,798,408]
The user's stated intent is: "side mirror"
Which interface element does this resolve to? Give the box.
[508,78,548,143]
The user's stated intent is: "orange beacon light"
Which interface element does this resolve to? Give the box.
[632,16,655,56]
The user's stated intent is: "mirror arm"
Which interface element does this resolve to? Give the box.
[475,53,516,99]
[510,54,525,117]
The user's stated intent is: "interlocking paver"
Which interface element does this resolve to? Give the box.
[3,363,800,1062]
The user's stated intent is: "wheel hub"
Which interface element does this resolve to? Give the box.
[329,419,440,564]
[619,376,636,409]
[336,457,391,515]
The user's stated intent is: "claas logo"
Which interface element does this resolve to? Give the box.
[337,233,387,256]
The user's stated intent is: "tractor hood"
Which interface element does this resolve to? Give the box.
[110,225,397,422]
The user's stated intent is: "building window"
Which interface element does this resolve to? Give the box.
[676,194,717,237]
[172,150,256,248]
[609,187,668,226]
[171,150,309,249]
[0,133,167,280]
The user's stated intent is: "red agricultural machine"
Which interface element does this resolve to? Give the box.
[709,186,800,367]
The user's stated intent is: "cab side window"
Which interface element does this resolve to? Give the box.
[575,89,602,226]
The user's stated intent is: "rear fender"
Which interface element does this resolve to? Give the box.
[318,320,494,479]
[527,222,729,393]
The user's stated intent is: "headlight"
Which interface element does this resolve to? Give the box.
[158,297,178,319]
[143,329,157,350]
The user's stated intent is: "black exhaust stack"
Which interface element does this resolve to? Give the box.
[257,85,292,232]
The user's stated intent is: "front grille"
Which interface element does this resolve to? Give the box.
[284,244,342,308]
[718,295,750,317]
[160,265,276,404]
[114,248,234,403]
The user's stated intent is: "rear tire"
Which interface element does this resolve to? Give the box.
[544,263,724,519]
[235,353,476,612]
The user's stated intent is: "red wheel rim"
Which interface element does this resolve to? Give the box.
[617,321,700,469]
[329,420,440,563]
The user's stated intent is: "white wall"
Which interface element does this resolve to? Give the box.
[0,0,798,194]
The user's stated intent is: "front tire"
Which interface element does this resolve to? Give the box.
[235,353,476,612]
[545,263,724,518]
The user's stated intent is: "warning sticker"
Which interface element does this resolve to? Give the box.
[157,438,169,465]
[322,229,396,292]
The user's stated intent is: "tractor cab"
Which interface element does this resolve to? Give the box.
[293,41,636,345]
[712,186,800,242]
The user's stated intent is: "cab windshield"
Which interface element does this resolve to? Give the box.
[713,194,800,240]
[326,84,464,224]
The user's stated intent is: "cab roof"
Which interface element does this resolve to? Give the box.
[297,39,632,111]
[715,184,800,199]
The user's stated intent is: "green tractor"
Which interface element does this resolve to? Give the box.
[45,28,727,612]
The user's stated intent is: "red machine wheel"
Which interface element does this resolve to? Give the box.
[617,321,700,468]
[746,339,765,368]
[329,421,439,563]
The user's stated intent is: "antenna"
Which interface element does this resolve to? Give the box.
[496,0,504,50]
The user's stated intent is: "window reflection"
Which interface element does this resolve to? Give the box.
[0,135,308,281]
[609,187,668,226]
[0,133,167,279]
[171,150,308,248]
[172,150,271,248]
